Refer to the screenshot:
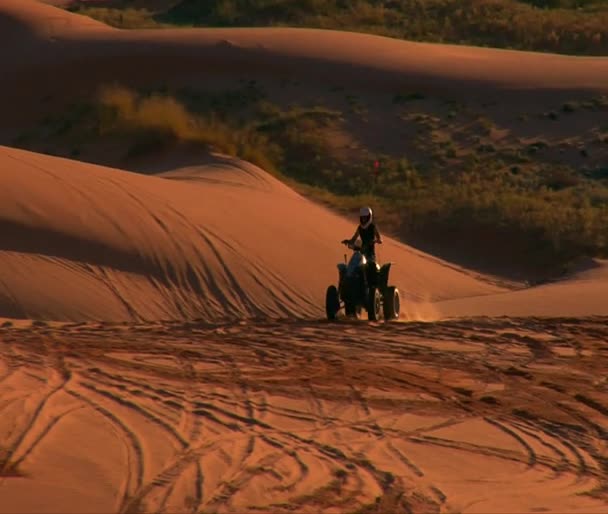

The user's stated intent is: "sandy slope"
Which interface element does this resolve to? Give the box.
[5,0,608,93]
[1,2,606,322]
[2,3,608,513]
[5,143,608,322]
[1,318,607,513]
[438,262,608,318]
[2,0,608,137]
[0,145,502,322]
[0,0,106,41]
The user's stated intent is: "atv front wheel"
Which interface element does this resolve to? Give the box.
[383,286,400,320]
[367,288,382,321]
[325,285,340,320]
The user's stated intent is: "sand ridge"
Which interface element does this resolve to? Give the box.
[0,144,504,322]
[5,143,608,323]
[2,0,608,113]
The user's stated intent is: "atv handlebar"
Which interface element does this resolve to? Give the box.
[341,239,382,250]
[341,240,360,251]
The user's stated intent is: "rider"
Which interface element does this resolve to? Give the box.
[342,206,383,284]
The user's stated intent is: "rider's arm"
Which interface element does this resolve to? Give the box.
[374,225,383,243]
[342,227,361,246]
[342,227,359,245]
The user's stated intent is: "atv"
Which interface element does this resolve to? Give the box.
[325,241,400,321]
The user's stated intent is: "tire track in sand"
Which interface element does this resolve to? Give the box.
[3,317,608,511]
[0,336,71,476]
[65,385,145,513]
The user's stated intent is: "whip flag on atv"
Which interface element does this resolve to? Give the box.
[326,241,400,321]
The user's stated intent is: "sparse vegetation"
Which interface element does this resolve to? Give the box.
[67,7,170,29]
[98,84,281,174]
[54,1,608,281]
[67,0,608,55]
[393,92,425,104]
[13,81,608,278]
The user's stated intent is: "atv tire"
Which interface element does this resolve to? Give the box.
[367,287,382,321]
[383,286,400,320]
[325,285,340,320]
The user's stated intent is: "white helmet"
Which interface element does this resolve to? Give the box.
[359,206,372,228]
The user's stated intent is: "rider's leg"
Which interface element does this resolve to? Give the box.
[365,252,378,288]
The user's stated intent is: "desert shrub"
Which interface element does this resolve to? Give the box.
[97,84,282,172]
[67,7,164,28]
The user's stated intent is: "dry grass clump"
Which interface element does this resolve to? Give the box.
[98,84,281,173]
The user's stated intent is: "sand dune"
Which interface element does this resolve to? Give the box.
[4,0,608,93]
[0,145,502,322]
[4,141,608,323]
[0,0,605,325]
[2,0,608,137]
[0,0,106,41]
[438,261,608,318]
[2,2,608,513]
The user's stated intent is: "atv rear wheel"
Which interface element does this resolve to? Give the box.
[325,285,340,320]
[367,288,382,321]
[383,286,400,320]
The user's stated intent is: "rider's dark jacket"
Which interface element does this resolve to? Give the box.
[348,223,381,261]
